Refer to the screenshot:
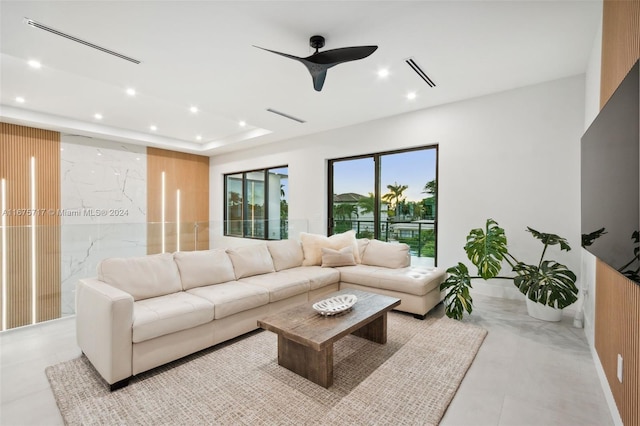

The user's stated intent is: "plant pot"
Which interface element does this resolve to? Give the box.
[525,298,563,322]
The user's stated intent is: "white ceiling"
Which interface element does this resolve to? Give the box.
[0,1,601,156]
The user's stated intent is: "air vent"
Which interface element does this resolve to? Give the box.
[266,108,306,123]
[24,18,141,64]
[405,57,436,87]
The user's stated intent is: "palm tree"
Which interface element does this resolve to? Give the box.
[422,179,437,219]
[333,203,359,220]
[382,182,408,218]
[357,192,376,215]
[422,179,437,197]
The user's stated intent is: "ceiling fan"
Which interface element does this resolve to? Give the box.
[254,35,378,92]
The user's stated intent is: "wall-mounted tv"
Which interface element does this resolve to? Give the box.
[581,60,639,284]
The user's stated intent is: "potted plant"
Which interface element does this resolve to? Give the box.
[440,218,578,321]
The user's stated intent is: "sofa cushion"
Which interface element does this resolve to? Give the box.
[187,282,270,319]
[240,272,310,302]
[267,239,304,271]
[132,292,215,343]
[357,239,370,263]
[98,253,182,301]
[173,249,236,290]
[300,230,360,266]
[285,266,341,291]
[321,246,356,267]
[227,244,275,278]
[337,265,445,296]
[361,239,411,269]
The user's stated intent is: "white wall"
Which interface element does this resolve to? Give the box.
[210,75,586,298]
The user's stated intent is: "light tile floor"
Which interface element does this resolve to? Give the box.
[0,294,614,426]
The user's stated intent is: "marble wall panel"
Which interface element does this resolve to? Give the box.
[60,136,146,315]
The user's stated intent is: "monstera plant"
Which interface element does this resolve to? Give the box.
[441,219,578,320]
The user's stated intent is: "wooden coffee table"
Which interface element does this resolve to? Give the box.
[257,289,400,388]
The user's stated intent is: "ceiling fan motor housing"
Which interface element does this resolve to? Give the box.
[310,35,325,50]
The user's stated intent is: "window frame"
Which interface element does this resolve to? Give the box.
[223,165,288,240]
[328,145,438,263]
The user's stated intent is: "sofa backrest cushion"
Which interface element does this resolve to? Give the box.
[357,238,370,263]
[300,230,360,266]
[227,244,275,279]
[267,239,304,271]
[173,249,236,290]
[97,253,182,301]
[361,239,411,269]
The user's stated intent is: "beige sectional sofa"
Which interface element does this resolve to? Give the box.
[76,232,445,390]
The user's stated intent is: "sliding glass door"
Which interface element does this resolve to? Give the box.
[329,146,438,263]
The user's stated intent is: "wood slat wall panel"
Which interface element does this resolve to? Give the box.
[0,123,60,330]
[595,260,640,426]
[601,0,640,108]
[597,1,640,423]
[147,148,209,254]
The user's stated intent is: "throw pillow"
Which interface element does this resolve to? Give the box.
[300,230,359,266]
[321,246,357,267]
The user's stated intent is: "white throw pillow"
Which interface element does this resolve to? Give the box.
[300,230,360,266]
[321,246,357,267]
[173,249,236,290]
[360,239,411,269]
[267,239,304,271]
[227,244,275,279]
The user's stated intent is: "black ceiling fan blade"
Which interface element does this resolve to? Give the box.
[253,45,303,62]
[311,70,327,92]
[306,46,378,65]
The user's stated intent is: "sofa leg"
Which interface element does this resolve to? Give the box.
[109,378,130,392]
[413,313,427,320]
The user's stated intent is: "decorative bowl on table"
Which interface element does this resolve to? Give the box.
[312,294,357,316]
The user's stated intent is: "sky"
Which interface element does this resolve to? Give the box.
[333,148,437,202]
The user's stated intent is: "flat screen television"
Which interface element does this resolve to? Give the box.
[581,60,639,284]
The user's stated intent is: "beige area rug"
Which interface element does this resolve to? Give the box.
[46,313,486,425]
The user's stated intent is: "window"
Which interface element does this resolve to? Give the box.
[328,146,437,262]
[224,166,288,240]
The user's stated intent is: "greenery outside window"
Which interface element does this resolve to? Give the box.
[224,166,288,240]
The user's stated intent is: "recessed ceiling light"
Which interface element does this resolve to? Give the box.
[150,125,157,131]
[94,113,103,120]
[15,96,25,103]
[28,60,42,69]
[97,152,102,156]
[190,106,199,113]
[126,88,136,96]
[136,157,140,161]
[60,148,64,152]
[239,121,247,127]
[377,68,389,78]
[406,92,417,100]
[196,135,202,141]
